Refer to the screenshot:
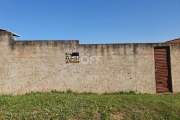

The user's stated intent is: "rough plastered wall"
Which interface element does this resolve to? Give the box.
[9,43,156,94]
[0,31,157,94]
[77,44,156,94]
[2,30,180,94]
[169,43,180,93]
[0,31,16,94]
[10,40,79,95]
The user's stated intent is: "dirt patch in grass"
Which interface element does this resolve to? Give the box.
[132,108,143,113]
[110,112,126,119]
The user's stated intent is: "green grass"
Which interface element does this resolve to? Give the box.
[0,91,179,120]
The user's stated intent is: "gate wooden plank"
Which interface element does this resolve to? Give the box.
[154,47,171,93]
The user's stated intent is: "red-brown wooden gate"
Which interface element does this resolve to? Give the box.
[154,47,172,93]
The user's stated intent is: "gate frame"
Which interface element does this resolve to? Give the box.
[154,46,173,93]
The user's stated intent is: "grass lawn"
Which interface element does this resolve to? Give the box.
[0,91,179,120]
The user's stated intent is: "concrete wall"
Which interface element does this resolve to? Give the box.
[170,43,180,93]
[0,31,179,94]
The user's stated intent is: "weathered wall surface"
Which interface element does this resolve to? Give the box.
[170,43,180,93]
[0,31,15,94]
[0,31,179,94]
[77,44,156,94]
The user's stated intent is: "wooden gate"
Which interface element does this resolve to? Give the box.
[154,47,172,93]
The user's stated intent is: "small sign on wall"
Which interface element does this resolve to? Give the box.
[66,52,79,63]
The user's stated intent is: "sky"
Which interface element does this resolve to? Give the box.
[0,0,180,44]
